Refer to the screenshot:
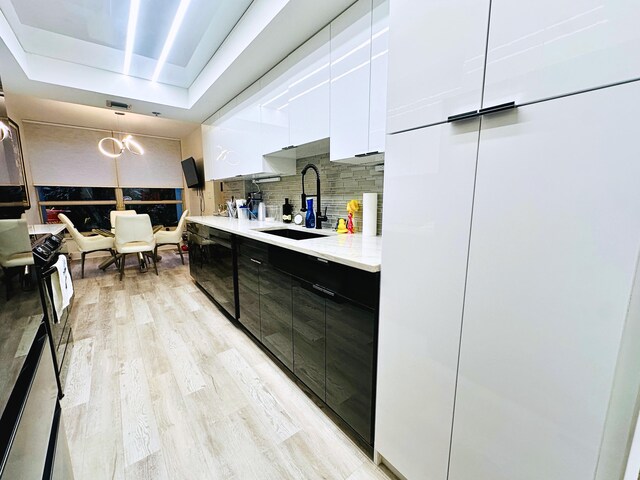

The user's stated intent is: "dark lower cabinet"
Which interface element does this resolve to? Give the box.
[195,225,380,454]
[237,252,261,339]
[188,224,237,319]
[325,296,376,444]
[292,279,326,400]
[259,264,293,369]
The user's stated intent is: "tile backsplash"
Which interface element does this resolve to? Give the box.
[218,153,384,235]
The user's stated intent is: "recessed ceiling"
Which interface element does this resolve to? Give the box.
[0,0,356,123]
[5,0,253,87]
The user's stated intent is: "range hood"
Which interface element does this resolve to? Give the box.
[264,137,330,160]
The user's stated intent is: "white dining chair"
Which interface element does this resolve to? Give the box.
[154,209,189,264]
[57,213,116,278]
[0,218,34,299]
[115,213,157,281]
[110,209,137,230]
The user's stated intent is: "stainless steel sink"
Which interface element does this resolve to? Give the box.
[255,228,329,240]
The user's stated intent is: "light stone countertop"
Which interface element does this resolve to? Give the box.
[186,215,382,272]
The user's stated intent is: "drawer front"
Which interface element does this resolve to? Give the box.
[269,246,380,308]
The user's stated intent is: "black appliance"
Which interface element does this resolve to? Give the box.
[181,157,203,188]
[0,253,74,478]
[32,233,74,397]
[246,191,262,219]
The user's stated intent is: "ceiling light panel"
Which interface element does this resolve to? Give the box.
[123,0,141,75]
[152,0,192,83]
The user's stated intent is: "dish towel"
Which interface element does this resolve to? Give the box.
[51,255,73,323]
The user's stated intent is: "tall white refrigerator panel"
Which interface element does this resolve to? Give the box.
[376,119,480,479]
[448,81,640,480]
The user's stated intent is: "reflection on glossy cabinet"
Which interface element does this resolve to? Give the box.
[483,0,640,108]
[449,82,640,480]
[260,264,293,370]
[326,295,375,444]
[292,279,326,400]
[386,0,490,132]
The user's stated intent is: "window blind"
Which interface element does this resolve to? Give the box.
[116,135,182,188]
[24,122,118,187]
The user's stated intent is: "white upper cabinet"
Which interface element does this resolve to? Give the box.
[258,28,330,154]
[483,0,640,108]
[330,0,372,161]
[330,0,390,163]
[368,0,389,155]
[209,104,262,180]
[288,27,331,147]
[448,82,640,480]
[386,0,491,132]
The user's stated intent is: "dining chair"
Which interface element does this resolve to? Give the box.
[57,213,116,278]
[114,213,157,281]
[154,209,189,264]
[0,218,34,299]
[110,210,137,230]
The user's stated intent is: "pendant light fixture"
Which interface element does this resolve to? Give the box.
[98,112,144,158]
[0,120,9,141]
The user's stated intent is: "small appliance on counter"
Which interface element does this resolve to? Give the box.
[246,191,263,220]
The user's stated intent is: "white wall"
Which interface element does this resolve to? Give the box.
[180,127,218,216]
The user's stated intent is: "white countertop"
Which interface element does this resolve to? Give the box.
[29,223,66,236]
[186,216,382,272]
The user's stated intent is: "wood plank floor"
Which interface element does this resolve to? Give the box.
[61,251,394,480]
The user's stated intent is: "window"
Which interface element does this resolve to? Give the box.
[123,188,183,227]
[37,186,183,230]
[38,186,117,230]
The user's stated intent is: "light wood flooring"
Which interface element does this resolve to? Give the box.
[61,251,394,480]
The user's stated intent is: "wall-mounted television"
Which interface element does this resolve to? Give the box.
[181,156,202,188]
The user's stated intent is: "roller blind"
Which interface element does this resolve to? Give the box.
[116,135,182,188]
[24,122,118,187]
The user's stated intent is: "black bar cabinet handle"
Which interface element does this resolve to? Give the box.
[313,284,335,297]
[355,151,381,158]
[447,110,479,123]
[478,101,517,115]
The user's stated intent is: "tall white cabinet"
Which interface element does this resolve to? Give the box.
[377,1,640,479]
[448,82,640,480]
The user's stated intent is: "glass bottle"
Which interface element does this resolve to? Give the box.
[305,198,315,228]
[282,198,293,223]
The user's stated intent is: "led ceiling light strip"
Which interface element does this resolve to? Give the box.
[151,0,192,82]
[123,0,141,76]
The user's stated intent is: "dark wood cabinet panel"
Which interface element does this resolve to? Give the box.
[260,264,293,369]
[292,279,326,400]
[237,254,261,339]
[326,296,376,444]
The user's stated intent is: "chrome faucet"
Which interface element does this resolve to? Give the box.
[300,163,328,229]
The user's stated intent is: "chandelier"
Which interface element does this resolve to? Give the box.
[98,112,144,158]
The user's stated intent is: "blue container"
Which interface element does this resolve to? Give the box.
[305,198,315,228]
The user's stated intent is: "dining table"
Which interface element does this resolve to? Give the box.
[94,225,164,272]
[28,223,66,238]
